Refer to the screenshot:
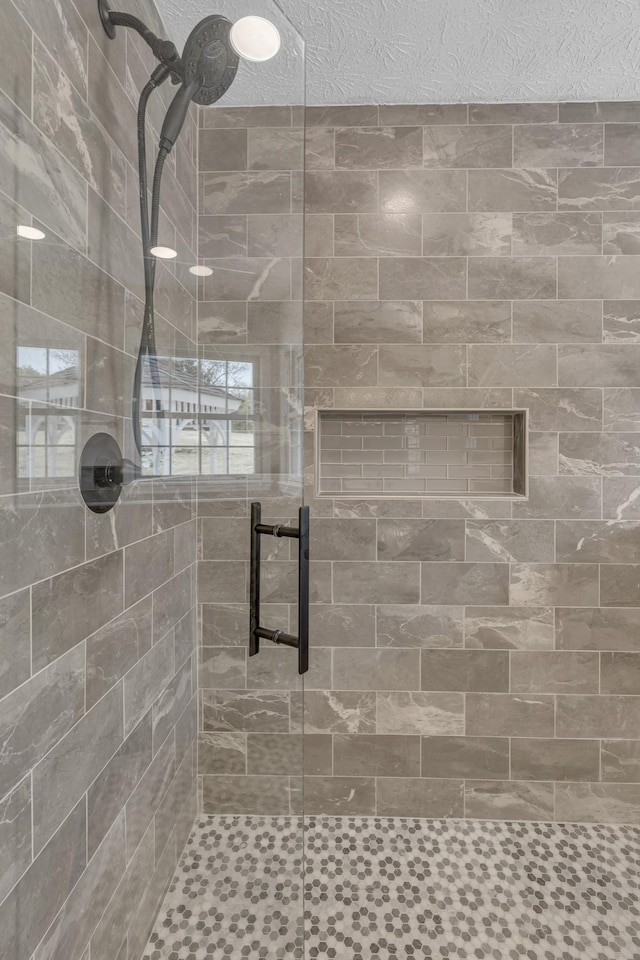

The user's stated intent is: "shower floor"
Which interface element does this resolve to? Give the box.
[142,815,640,960]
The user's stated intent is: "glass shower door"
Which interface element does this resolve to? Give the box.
[190,2,308,956]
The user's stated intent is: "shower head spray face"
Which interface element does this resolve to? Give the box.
[182,15,239,106]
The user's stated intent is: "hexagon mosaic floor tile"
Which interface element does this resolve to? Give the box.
[142,816,640,960]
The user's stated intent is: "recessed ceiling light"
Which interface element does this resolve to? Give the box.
[189,264,214,277]
[230,16,281,62]
[17,225,45,240]
[150,245,177,259]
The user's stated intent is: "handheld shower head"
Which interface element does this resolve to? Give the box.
[159,15,239,151]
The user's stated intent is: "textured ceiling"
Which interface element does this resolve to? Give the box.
[155,0,640,106]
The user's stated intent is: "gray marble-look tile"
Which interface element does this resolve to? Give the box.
[376,691,464,735]
[90,815,155,960]
[335,213,422,257]
[333,300,422,343]
[422,213,511,257]
[510,563,600,606]
[379,104,468,125]
[601,651,640,694]
[601,564,640,606]
[559,432,640,476]
[512,737,600,782]
[465,780,554,821]
[559,256,640,300]
[198,215,247,258]
[305,258,378,300]
[604,477,640,519]
[124,528,175,608]
[513,123,603,167]
[123,632,174,737]
[465,607,554,650]
[33,40,126,217]
[555,782,640,824]
[468,169,557,212]
[377,519,465,561]
[304,126,335,170]
[310,604,375,647]
[560,102,640,123]
[558,167,640,210]
[422,736,509,780]
[85,596,152,710]
[604,389,640,431]
[510,650,599,694]
[421,649,509,692]
[528,432,559,477]
[333,561,420,604]
[200,257,290,301]
[201,775,289,815]
[376,605,464,648]
[605,123,640,166]
[293,690,376,735]
[247,214,303,258]
[378,344,466,388]
[556,606,640,651]
[0,0,32,115]
[465,693,555,737]
[335,126,423,169]
[306,105,379,127]
[202,106,292,129]
[466,520,555,562]
[379,257,467,300]
[0,799,87,960]
[423,124,512,168]
[603,213,640,254]
[302,776,375,816]
[557,694,640,739]
[515,388,602,432]
[0,87,87,250]
[470,103,559,124]
[32,683,123,853]
[152,656,193,753]
[556,520,640,563]
[198,128,247,171]
[305,343,377,387]
[201,171,291,215]
[86,714,152,859]
[468,344,557,387]
[512,300,603,344]
[513,212,602,255]
[198,731,246,776]
[602,740,640,782]
[378,169,467,213]
[468,258,556,300]
[333,648,420,691]
[422,301,511,343]
[32,551,124,672]
[305,215,334,258]
[421,562,509,605]
[202,690,290,733]
[559,344,640,387]
[0,643,85,802]
[0,777,31,904]
[377,778,464,818]
[334,734,420,778]
[0,588,30,701]
[305,170,377,213]
[512,476,602,519]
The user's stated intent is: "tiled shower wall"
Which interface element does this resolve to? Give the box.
[198,100,640,824]
[0,2,198,959]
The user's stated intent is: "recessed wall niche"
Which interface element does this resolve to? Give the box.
[315,409,528,499]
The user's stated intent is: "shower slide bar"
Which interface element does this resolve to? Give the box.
[250,502,310,675]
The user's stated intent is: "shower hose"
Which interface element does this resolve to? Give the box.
[133,63,172,458]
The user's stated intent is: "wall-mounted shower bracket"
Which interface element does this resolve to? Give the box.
[98,0,116,38]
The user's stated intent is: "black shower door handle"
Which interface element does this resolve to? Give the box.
[249,502,310,675]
